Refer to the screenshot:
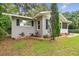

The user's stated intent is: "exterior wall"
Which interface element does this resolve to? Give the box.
[12,17,35,38]
[11,14,69,38]
[60,29,68,34]
[42,14,51,36]
[60,22,68,34]
[41,14,69,36]
[35,17,43,36]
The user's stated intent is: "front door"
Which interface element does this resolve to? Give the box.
[36,20,42,36]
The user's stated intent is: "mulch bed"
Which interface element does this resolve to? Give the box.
[12,36,52,41]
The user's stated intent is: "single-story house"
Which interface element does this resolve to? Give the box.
[2,11,72,38]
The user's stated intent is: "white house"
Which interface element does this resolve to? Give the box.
[3,11,71,38]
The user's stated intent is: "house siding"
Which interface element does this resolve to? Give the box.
[35,17,43,36]
[60,29,68,34]
[60,22,68,34]
[41,14,68,36]
[12,17,35,38]
[42,14,51,36]
[11,13,69,38]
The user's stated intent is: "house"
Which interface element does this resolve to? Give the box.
[2,11,72,38]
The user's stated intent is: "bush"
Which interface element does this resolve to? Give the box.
[43,35,49,38]
[0,15,11,34]
[69,29,79,33]
[0,27,8,39]
[30,33,34,36]
[19,32,25,36]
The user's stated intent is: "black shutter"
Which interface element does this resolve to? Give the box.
[16,19,20,26]
[31,21,34,26]
[38,21,40,29]
[46,19,48,29]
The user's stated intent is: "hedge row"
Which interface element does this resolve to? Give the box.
[69,29,79,33]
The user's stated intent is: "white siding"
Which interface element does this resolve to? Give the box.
[12,17,35,38]
[11,13,69,38]
[60,22,68,34]
[60,29,68,33]
[41,14,69,36]
[42,14,51,36]
[35,17,43,36]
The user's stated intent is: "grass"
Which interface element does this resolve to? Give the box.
[32,40,53,53]
[0,35,79,55]
[31,36,79,55]
[12,41,26,49]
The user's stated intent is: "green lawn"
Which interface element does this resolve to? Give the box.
[31,36,79,55]
[0,35,79,55]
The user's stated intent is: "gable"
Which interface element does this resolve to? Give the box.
[34,11,72,24]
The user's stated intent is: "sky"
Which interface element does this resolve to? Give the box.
[19,3,79,13]
[58,3,79,12]
[47,3,79,13]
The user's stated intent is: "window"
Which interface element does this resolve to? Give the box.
[46,19,48,29]
[38,21,40,29]
[17,19,34,27]
[62,23,67,29]
[31,21,34,26]
[16,19,20,26]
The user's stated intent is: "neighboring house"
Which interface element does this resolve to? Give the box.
[3,11,71,38]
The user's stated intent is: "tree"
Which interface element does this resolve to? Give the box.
[27,3,48,17]
[2,3,19,14]
[2,3,48,17]
[63,11,79,29]
[0,4,9,38]
[0,4,11,33]
[50,3,60,40]
[0,27,8,39]
[0,15,11,34]
[0,4,4,15]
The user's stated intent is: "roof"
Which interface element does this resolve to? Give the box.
[2,11,72,23]
[2,13,33,19]
[33,11,51,18]
[34,11,72,23]
[59,13,72,23]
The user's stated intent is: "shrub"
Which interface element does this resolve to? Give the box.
[30,33,34,36]
[0,27,8,40]
[43,35,49,38]
[19,32,25,36]
[69,29,79,33]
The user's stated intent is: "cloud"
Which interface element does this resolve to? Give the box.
[61,4,67,10]
[61,4,70,13]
